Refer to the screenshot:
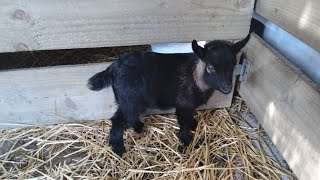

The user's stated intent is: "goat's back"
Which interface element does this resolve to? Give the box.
[111,52,196,109]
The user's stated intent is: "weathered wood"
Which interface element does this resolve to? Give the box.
[256,0,320,52]
[0,62,234,128]
[0,0,254,53]
[239,33,320,180]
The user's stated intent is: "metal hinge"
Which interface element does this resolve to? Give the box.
[233,58,251,82]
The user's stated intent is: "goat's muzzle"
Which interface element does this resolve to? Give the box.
[219,84,232,94]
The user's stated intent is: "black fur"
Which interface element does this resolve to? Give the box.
[88,35,250,156]
[87,70,112,91]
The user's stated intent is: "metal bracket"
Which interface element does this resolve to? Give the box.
[233,58,251,82]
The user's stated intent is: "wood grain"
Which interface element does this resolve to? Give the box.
[0,62,234,128]
[239,33,320,180]
[256,0,320,52]
[0,0,254,53]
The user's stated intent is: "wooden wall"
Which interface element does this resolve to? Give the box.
[0,62,235,128]
[0,0,254,53]
[239,33,320,180]
[256,0,320,52]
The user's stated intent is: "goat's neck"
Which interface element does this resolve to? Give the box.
[193,59,210,92]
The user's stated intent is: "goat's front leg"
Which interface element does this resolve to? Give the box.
[176,106,197,146]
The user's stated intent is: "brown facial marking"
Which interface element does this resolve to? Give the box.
[193,59,209,92]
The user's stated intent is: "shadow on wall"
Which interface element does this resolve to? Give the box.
[253,12,320,86]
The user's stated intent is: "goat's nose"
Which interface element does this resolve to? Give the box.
[220,84,232,94]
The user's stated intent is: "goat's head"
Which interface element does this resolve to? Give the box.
[192,35,250,94]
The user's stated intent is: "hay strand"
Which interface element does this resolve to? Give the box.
[0,105,295,179]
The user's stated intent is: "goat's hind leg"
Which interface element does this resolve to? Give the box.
[190,117,198,131]
[124,106,145,134]
[132,119,144,134]
[109,108,126,156]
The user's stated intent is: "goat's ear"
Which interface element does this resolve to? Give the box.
[192,40,204,59]
[232,34,250,53]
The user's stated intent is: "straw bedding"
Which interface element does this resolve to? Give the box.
[0,97,295,179]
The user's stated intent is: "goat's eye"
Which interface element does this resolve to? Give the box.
[206,64,215,74]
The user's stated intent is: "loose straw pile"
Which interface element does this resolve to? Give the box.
[0,101,295,179]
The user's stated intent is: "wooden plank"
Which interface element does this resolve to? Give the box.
[0,0,254,53]
[256,0,320,52]
[239,33,320,180]
[0,62,234,128]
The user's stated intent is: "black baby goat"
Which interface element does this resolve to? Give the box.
[88,35,250,156]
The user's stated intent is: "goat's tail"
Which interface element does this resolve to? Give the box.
[87,67,113,91]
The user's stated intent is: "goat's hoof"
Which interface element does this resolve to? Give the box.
[109,139,126,157]
[177,131,192,146]
[134,125,144,134]
[112,145,126,157]
[190,120,198,131]
[133,122,144,134]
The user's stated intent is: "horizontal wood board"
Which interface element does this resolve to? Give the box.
[0,0,254,53]
[239,33,320,180]
[256,0,320,52]
[0,62,234,128]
